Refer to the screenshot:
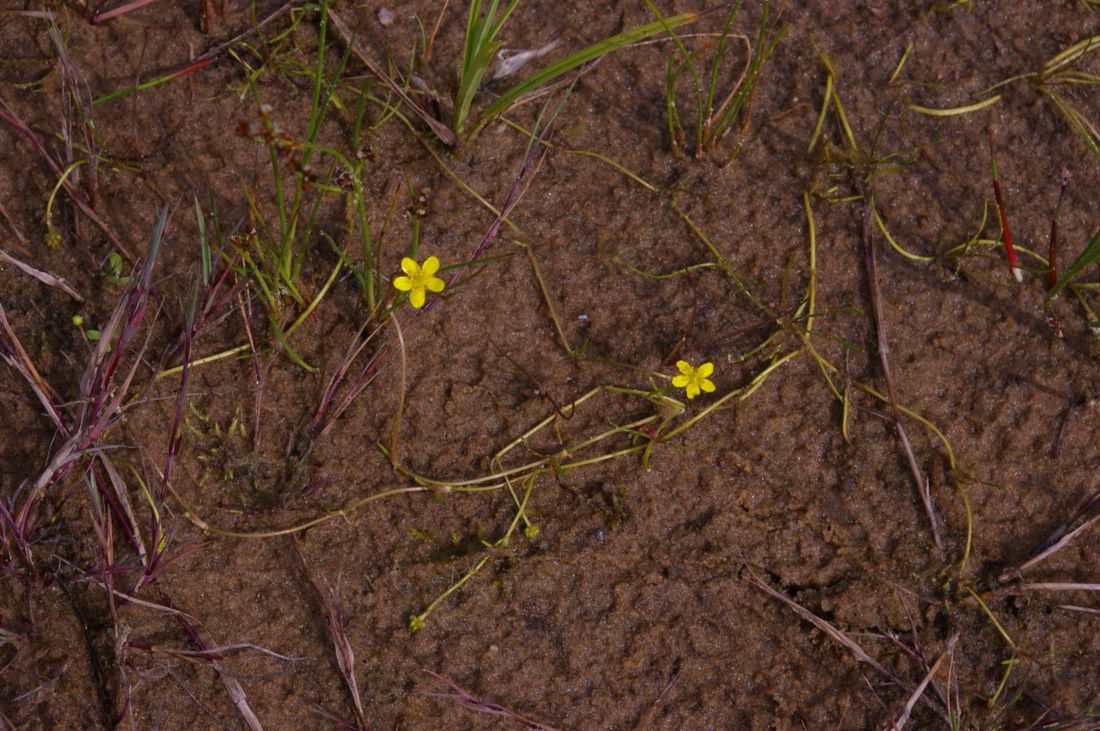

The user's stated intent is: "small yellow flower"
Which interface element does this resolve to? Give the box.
[393,255,445,308]
[672,360,715,399]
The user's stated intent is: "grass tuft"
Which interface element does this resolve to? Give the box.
[651,0,786,161]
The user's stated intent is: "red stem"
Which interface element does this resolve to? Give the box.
[988,131,1023,283]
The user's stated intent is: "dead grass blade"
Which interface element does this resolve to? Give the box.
[857,186,941,551]
[387,311,407,468]
[327,593,366,730]
[0,197,32,255]
[90,0,160,24]
[999,583,1100,593]
[999,488,1100,582]
[96,453,147,566]
[0,247,83,301]
[162,591,264,731]
[326,9,458,146]
[746,571,953,725]
[0,299,67,433]
[888,632,958,731]
[747,571,896,679]
[422,669,560,730]
[293,538,367,729]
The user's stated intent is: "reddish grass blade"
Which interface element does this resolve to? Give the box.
[988,130,1023,282]
[161,591,264,731]
[90,0,161,25]
[0,96,132,262]
[325,592,367,730]
[422,669,560,730]
[1045,171,1069,337]
[13,208,166,534]
[1048,176,1067,289]
[93,57,215,106]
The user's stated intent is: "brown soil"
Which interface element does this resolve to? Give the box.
[2,1,1100,729]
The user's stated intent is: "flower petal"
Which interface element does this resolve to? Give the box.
[700,378,716,393]
[421,256,440,276]
[409,288,426,308]
[672,375,690,388]
[401,257,419,276]
[393,276,413,292]
[426,275,445,293]
[685,383,700,399]
[697,362,714,378]
[676,360,693,376]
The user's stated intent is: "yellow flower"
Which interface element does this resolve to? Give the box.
[671,360,715,399]
[393,255,445,308]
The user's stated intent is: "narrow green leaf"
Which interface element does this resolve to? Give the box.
[270,316,316,371]
[195,195,211,286]
[472,12,698,137]
[455,0,522,135]
[1048,227,1100,301]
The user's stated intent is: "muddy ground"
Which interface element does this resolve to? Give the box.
[2,1,1100,729]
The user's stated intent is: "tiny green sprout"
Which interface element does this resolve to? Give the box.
[105,251,129,284]
[72,314,101,342]
[44,225,62,249]
[672,360,716,399]
[393,256,445,308]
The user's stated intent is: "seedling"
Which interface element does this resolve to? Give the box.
[104,251,129,284]
[71,313,101,342]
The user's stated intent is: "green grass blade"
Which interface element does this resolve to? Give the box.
[644,0,704,153]
[1048,227,1100,302]
[270,315,315,371]
[455,0,523,135]
[712,2,786,140]
[706,3,743,127]
[472,12,698,137]
[664,53,682,150]
[195,195,211,286]
[1048,92,1100,165]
